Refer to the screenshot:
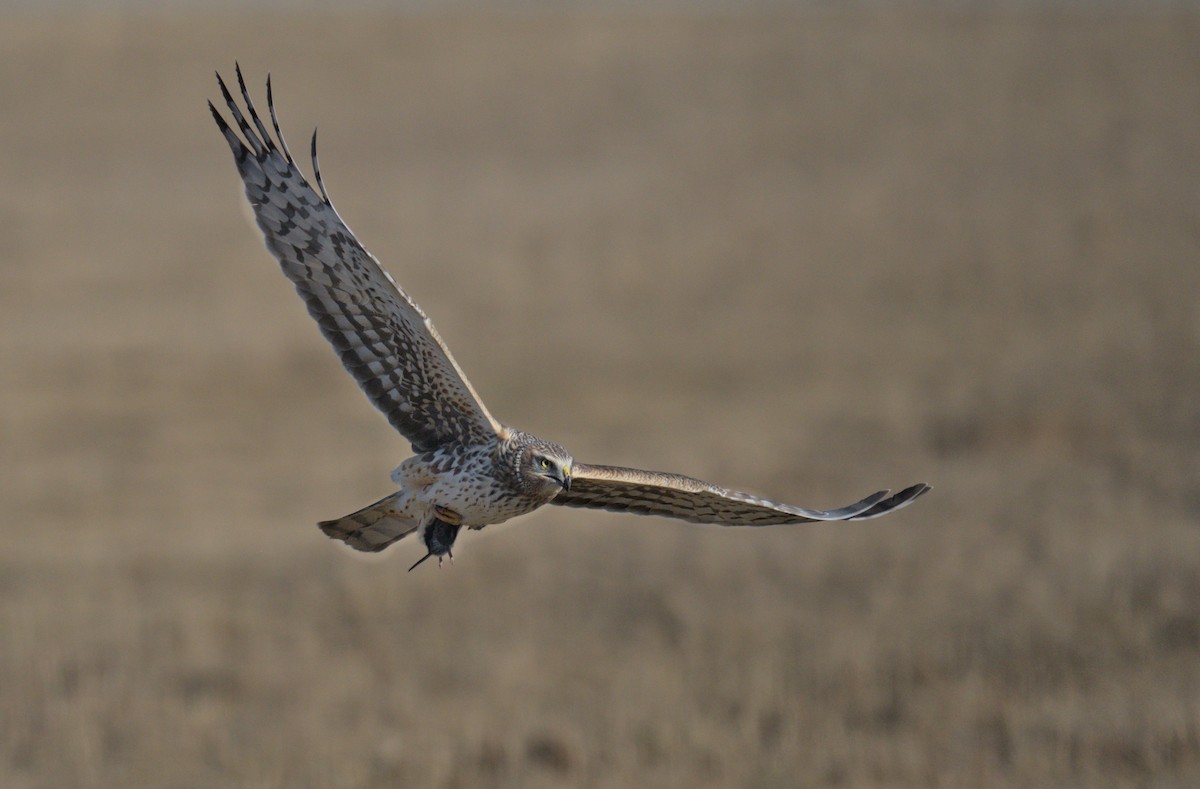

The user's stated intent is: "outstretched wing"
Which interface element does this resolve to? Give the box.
[210,66,503,453]
[552,463,930,526]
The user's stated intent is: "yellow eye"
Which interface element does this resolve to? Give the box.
[538,457,551,470]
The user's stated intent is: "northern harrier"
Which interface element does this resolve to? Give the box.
[210,67,930,570]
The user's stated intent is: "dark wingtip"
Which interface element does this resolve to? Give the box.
[858,489,892,511]
[265,72,296,165]
[207,100,228,130]
[208,97,250,161]
[234,61,278,155]
[214,64,266,156]
[905,482,932,499]
[848,482,932,520]
[215,68,236,107]
[310,127,331,204]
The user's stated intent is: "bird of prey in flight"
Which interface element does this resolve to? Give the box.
[210,66,930,571]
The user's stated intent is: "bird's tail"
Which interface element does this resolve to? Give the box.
[318,493,419,553]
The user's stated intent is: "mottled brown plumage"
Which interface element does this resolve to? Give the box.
[211,66,930,569]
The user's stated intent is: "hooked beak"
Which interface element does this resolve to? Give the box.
[559,465,572,492]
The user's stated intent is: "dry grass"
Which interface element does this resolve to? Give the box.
[2,6,1199,787]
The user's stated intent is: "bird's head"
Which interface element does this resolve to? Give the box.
[520,438,574,495]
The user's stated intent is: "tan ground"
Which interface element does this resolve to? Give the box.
[2,7,1198,787]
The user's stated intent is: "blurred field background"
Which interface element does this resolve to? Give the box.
[2,5,1199,787]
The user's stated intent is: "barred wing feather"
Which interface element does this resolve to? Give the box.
[209,66,502,453]
[553,463,931,526]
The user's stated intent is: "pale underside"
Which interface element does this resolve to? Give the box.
[318,446,550,555]
[210,65,930,565]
